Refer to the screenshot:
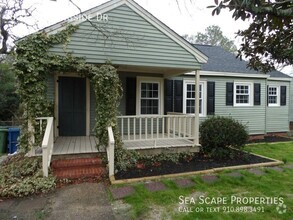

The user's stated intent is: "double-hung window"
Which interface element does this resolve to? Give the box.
[234,83,252,106]
[138,78,162,115]
[268,86,280,106]
[183,81,205,116]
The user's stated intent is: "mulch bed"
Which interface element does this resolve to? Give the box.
[115,151,273,180]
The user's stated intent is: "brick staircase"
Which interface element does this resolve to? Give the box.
[51,155,107,180]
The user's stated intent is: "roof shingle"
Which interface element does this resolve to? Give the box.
[193,44,290,78]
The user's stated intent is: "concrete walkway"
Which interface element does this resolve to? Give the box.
[0,183,115,220]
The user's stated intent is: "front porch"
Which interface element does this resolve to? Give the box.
[53,136,99,155]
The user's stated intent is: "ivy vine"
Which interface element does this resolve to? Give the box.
[14,25,122,152]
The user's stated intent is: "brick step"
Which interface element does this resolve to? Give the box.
[51,157,103,169]
[53,165,107,179]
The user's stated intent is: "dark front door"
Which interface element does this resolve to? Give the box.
[59,77,86,136]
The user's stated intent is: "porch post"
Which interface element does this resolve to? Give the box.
[194,70,200,146]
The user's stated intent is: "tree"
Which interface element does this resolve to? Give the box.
[209,0,293,73]
[0,62,19,120]
[0,0,34,56]
[183,25,237,53]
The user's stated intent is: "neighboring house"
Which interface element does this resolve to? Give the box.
[39,0,290,155]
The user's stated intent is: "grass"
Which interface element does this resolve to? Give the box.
[119,142,293,219]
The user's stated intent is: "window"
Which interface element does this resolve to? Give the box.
[140,82,159,114]
[137,78,163,115]
[268,86,280,106]
[234,83,252,106]
[183,81,205,116]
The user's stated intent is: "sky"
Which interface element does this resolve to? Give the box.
[17,0,292,74]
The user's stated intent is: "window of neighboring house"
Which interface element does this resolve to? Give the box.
[140,81,160,114]
[268,86,280,106]
[234,83,252,106]
[183,81,205,116]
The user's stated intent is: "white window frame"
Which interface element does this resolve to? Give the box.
[183,80,206,117]
[136,77,164,115]
[234,82,253,107]
[268,85,280,107]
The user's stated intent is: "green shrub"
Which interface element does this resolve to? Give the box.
[199,116,248,159]
[0,154,56,198]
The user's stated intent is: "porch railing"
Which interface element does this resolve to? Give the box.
[117,113,195,143]
[107,126,115,179]
[36,117,54,177]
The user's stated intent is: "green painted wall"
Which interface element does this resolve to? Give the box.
[266,80,290,132]
[49,5,199,69]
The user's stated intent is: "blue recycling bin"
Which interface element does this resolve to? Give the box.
[7,128,20,154]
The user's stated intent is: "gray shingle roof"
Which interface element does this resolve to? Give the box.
[193,44,290,78]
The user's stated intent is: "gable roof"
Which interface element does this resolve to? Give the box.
[40,0,207,64]
[193,44,290,78]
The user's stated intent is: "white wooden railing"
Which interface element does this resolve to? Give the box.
[117,114,195,143]
[107,127,115,179]
[36,117,54,177]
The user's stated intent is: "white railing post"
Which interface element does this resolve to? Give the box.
[107,127,115,179]
[116,114,198,146]
[36,117,54,177]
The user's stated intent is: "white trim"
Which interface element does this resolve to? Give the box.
[267,85,280,107]
[136,77,164,115]
[233,82,253,107]
[185,71,268,79]
[34,0,207,64]
[185,70,292,81]
[183,80,206,117]
[267,77,292,82]
[55,74,90,136]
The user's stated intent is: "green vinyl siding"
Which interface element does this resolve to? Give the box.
[197,76,266,135]
[49,5,199,69]
[266,80,290,133]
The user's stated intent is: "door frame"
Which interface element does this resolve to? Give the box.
[54,73,90,137]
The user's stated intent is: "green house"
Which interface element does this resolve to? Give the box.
[29,0,291,157]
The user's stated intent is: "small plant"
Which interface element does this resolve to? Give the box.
[199,116,248,159]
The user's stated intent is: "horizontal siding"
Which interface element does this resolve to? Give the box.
[199,76,266,135]
[266,80,290,132]
[50,4,199,69]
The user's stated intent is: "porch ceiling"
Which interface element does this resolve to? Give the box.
[117,64,198,78]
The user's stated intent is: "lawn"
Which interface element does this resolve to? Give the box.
[119,142,293,220]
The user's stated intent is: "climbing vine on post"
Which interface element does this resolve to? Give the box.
[14,25,123,152]
[91,63,123,147]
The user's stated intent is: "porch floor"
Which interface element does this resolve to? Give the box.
[48,135,194,155]
[53,136,100,155]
